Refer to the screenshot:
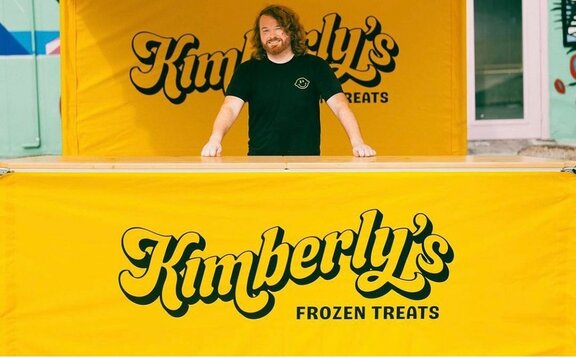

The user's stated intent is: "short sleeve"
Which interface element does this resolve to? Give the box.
[225,60,252,101]
[314,57,343,100]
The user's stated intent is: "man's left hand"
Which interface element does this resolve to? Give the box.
[353,144,376,157]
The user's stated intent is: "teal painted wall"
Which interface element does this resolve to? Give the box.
[549,0,576,142]
[0,0,61,157]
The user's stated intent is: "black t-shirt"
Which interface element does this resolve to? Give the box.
[226,54,343,155]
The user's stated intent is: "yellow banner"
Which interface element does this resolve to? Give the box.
[61,0,466,156]
[1,171,575,355]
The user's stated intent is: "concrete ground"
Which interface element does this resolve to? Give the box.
[468,139,576,160]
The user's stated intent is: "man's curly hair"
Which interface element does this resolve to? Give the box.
[251,4,307,60]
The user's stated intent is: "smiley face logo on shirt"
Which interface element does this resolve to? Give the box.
[294,77,310,90]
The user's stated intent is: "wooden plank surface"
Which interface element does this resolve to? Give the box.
[1,155,574,171]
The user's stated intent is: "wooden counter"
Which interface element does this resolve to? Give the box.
[1,154,575,356]
[1,155,575,172]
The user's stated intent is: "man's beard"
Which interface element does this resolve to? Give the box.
[264,37,290,56]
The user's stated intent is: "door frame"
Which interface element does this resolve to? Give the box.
[467,0,549,140]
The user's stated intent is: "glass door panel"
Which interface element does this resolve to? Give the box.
[474,0,523,120]
[467,0,545,140]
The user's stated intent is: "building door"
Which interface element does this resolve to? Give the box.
[0,0,61,158]
[467,0,548,140]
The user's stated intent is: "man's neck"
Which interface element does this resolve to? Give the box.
[266,49,295,64]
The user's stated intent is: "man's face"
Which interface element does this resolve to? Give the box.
[259,15,291,56]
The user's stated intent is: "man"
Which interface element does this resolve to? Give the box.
[201,4,376,157]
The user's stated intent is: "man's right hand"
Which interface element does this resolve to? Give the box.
[201,141,222,157]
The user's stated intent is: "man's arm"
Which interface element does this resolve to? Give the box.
[326,93,376,157]
[201,96,245,157]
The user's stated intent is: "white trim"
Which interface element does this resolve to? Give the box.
[468,0,546,140]
[539,0,550,139]
[466,0,476,136]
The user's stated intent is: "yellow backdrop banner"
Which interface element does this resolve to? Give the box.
[1,170,575,355]
[60,0,466,156]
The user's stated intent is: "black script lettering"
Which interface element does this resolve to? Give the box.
[370,32,399,73]
[119,210,453,319]
[307,14,399,87]
[118,228,206,317]
[180,50,241,94]
[131,15,399,104]
[130,32,242,104]
[353,212,454,300]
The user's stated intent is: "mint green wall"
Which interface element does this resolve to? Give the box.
[0,0,61,157]
[548,0,576,141]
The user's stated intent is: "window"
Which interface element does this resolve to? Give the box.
[467,0,547,139]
